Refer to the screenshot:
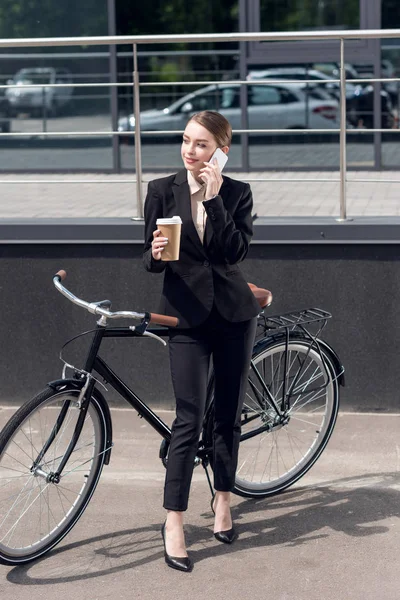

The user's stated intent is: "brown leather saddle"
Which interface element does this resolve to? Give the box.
[248,283,273,309]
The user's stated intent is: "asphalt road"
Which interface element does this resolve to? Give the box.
[1,407,400,600]
[0,139,391,170]
[2,113,399,170]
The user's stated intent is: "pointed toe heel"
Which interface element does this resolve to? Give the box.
[161,523,194,573]
[165,553,194,572]
[214,528,238,544]
[211,496,237,544]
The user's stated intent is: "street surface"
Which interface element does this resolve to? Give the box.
[0,114,399,218]
[0,407,399,600]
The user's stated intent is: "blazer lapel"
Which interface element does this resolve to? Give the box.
[172,169,207,257]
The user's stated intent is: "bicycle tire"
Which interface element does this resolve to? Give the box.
[204,332,340,498]
[0,386,107,566]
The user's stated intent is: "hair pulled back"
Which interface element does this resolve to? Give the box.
[187,110,232,147]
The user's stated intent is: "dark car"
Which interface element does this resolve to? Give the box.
[348,86,394,129]
[0,93,11,133]
[312,62,396,128]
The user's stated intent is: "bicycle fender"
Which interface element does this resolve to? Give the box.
[91,387,113,466]
[48,378,85,391]
[47,379,114,465]
[253,333,345,387]
[317,339,345,387]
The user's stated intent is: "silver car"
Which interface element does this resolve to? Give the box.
[246,67,361,100]
[118,81,340,138]
[6,67,73,117]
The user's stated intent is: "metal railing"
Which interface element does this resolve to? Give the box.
[1,29,400,220]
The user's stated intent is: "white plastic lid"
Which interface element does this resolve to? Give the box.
[156,216,182,225]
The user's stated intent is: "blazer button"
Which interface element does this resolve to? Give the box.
[203,260,210,267]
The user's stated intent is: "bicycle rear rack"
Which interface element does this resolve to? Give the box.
[261,307,332,331]
[254,308,334,411]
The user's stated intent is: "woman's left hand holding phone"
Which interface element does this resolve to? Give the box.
[152,229,168,260]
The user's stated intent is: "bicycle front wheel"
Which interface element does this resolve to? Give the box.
[234,335,340,497]
[0,386,107,566]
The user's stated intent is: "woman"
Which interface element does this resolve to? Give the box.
[143,111,260,572]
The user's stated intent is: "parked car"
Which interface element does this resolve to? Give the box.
[349,85,395,129]
[353,59,398,106]
[312,62,360,82]
[246,66,361,100]
[5,67,73,117]
[247,66,395,129]
[317,60,399,110]
[118,81,340,139]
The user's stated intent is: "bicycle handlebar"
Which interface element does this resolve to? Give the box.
[53,270,179,328]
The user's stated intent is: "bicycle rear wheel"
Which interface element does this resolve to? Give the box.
[0,386,107,565]
[204,333,340,498]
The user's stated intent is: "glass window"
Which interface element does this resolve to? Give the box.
[183,89,221,112]
[221,87,240,108]
[249,86,281,105]
[260,0,360,32]
[279,87,299,103]
[14,70,52,85]
[382,1,400,28]
[307,87,333,100]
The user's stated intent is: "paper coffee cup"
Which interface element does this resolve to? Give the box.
[156,216,182,261]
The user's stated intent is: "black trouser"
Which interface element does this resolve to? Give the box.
[163,305,257,512]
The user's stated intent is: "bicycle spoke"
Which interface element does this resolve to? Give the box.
[0,479,43,509]
[0,474,29,490]
[23,418,40,462]
[0,476,36,531]
[4,447,32,471]
[0,464,29,476]
[0,479,45,545]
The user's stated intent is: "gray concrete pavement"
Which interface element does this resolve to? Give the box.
[1,407,400,600]
[0,169,400,219]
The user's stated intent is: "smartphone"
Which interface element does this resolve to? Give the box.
[210,147,228,172]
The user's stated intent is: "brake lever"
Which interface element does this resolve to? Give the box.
[129,313,167,345]
[142,330,167,346]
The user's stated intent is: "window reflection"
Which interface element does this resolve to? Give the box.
[260,0,360,32]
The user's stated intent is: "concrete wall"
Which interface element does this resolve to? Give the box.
[1,217,400,411]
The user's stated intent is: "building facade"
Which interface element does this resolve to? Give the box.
[0,0,398,172]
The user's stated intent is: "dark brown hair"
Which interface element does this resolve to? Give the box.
[187,110,232,147]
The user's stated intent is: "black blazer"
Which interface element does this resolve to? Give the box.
[143,169,261,328]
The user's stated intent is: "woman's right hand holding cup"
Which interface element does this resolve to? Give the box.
[152,229,168,261]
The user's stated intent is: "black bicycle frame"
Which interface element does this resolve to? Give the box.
[37,314,335,480]
[93,327,176,432]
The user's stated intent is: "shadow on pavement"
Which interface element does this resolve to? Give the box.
[7,471,400,585]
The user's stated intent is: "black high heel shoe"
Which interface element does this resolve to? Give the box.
[161,522,193,572]
[211,496,238,545]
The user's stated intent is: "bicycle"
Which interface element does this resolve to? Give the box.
[0,270,344,566]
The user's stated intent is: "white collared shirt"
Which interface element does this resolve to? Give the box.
[188,170,207,244]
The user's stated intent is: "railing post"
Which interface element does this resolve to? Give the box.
[239,0,249,171]
[133,43,144,219]
[108,0,121,173]
[373,39,382,169]
[42,86,48,133]
[338,38,348,221]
